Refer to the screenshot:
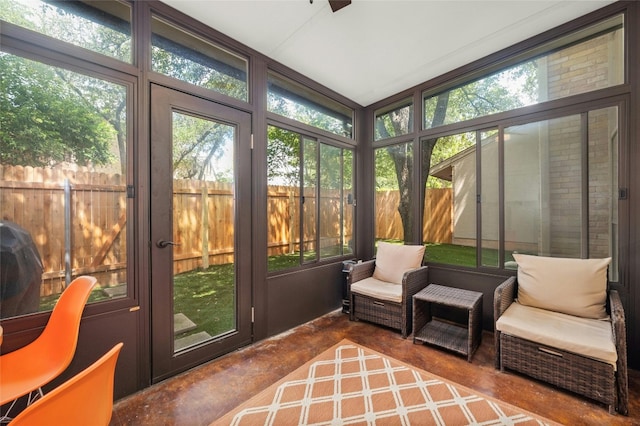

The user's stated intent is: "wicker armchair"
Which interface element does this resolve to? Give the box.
[348,243,428,338]
[494,255,628,415]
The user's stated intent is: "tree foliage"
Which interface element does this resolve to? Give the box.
[1,0,129,172]
[0,54,114,167]
[172,112,234,182]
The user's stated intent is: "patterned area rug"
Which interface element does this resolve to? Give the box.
[212,339,560,425]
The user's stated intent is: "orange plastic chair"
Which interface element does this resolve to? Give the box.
[9,342,123,426]
[0,276,97,417]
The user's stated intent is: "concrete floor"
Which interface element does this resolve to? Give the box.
[111,310,639,425]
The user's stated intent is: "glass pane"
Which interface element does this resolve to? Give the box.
[375,142,413,246]
[343,149,354,255]
[319,144,343,259]
[268,72,353,138]
[480,130,500,267]
[171,111,236,352]
[375,100,413,141]
[423,133,476,266]
[302,138,317,263]
[0,0,132,63]
[588,107,618,281]
[152,15,248,101]
[424,15,623,130]
[266,126,301,272]
[0,53,128,318]
[504,115,583,265]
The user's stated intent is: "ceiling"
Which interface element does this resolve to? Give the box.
[161,0,615,107]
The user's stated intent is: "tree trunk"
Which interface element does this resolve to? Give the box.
[377,93,449,244]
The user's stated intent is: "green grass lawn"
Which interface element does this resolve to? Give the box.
[173,263,236,339]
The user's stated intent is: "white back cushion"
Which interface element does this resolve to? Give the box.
[513,254,611,319]
[372,242,424,285]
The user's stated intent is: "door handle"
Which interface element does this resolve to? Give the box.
[156,239,179,248]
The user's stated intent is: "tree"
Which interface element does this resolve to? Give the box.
[0,0,129,172]
[376,62,538,243]
[0,54,114,168]
[172,112,234,181]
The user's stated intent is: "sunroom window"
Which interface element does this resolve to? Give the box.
[0,53,129,318]
[423,14,624,129]
[151,15,249,101]
[504,107,619,280]
[0,0,132,63]
[267,126,354,272]
[267,72,354,139]
[374,142,414,246]
[374,99,413,141]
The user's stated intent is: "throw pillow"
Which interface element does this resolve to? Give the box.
[372,242,425,285]
[513,254,611,319]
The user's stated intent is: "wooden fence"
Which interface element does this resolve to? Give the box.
[1,165,127,297]
[376,188,452,243]
[1,165,450,297]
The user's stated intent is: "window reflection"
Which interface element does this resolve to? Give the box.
[151,15,248,101]
[268,72,353,138]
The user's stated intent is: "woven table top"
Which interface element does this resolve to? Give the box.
[415,284,482,309]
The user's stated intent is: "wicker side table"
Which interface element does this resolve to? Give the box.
[413,284,483,362]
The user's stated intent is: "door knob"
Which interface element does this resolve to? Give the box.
[156,239,179,248]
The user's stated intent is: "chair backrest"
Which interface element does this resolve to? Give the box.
[0,276,98,406]
[37,275,97,365]
[10,342,123,426]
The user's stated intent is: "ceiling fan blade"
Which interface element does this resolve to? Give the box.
[329,0,351,13]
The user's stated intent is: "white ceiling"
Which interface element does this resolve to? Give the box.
[161,0,615,107]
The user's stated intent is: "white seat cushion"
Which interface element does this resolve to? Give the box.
[351,277,403,303]
[496,302,617,368]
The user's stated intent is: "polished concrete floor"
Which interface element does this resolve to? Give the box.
[111,310,639,425]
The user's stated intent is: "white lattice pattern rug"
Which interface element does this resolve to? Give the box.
[213,340,559,425]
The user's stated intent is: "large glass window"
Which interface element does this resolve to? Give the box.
[504,107,618,279]
[374,142,414,246]
[302,138,318,263]
[480,129,499,267]
[151,15,248,101]
[422,133,476,266]
[423,14,623,129]
[268,72,353,138]
[0,0,132,63]
[319,144,354,259]
[267,126,354,272]
[0,53,128,318]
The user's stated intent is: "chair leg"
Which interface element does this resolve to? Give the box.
[26,388,43,405]
[0,398,18,424]
[0,388,44,424]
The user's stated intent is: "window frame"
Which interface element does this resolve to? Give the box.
[267,70,355,140]
[415,95,628,274]
[0,39,138,318]
[266,121,356,275]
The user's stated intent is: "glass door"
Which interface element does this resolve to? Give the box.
[150,85,252,382]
